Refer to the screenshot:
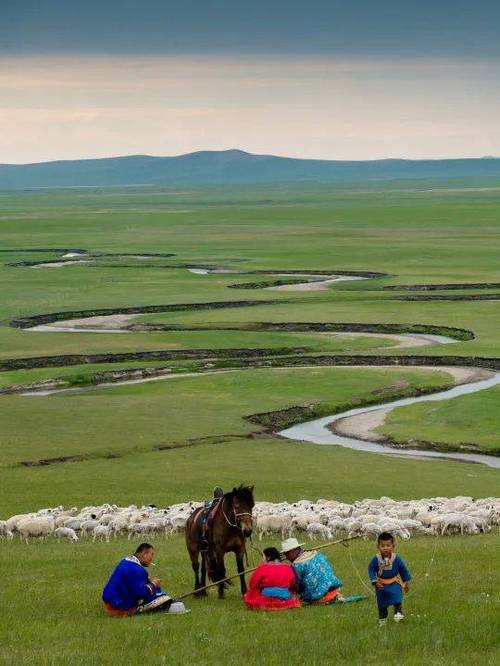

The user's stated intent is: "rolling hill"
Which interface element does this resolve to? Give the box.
[1,149,500,189]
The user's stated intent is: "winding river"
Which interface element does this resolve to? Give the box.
[11,251,497,467]
[279,370,500,468]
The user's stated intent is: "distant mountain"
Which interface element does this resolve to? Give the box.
[1,149,500,189]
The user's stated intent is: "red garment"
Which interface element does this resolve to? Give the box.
[103,602,136,616]
[244,562,301,611]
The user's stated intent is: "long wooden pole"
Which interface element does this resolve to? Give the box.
[176,534,360,601]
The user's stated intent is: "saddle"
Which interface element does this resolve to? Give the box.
[197,497,223,552]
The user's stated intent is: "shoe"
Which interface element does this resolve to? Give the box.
[137,595,172,614]
[394,612,404,622]
[379,619,387,626]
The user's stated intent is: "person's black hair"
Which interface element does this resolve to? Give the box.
[135,542,154,554]
[263,547,281,561]
[377,532,394,544]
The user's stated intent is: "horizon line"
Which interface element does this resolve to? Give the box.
[3,148,500,167]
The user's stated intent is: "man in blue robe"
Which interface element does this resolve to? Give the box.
[102,542,172,615]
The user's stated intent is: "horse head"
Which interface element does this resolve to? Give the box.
[230,484,255,537]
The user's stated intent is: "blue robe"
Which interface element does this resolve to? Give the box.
[102,556,161,611]
[368,554,411,608]
[292,551,342,603]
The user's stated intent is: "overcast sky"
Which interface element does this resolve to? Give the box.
[2,1,500,163]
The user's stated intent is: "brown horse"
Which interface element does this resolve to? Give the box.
[185,485,255,599]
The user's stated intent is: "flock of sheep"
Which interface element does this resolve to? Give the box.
[1,495,499,544]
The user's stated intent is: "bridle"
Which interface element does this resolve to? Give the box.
[222,494,253,532]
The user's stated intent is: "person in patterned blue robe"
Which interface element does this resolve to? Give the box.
[368,532,411,624]
[281,538,343,604]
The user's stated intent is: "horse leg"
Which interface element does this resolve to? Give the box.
[214,551,226,599]
[190,550,202,592]
[198,552,208,596]
[235,549,247,596]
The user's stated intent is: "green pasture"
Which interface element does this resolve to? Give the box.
[0,182,499,480]
[1,534,498,666]
[0,367,453,468]
[0,182,499,664]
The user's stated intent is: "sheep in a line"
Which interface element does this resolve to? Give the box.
[2,496,499,544]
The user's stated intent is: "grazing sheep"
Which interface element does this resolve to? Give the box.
[80,519,99,535]
[93,525,112,542]
[2,495,498,546]
[306,523,332,540]
[54,527,78,542]
[256,515,293,540]
[0,521,14,540]
[17,517,55,543]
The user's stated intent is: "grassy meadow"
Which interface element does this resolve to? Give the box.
[1,534,499,666]
[0,181,499,664]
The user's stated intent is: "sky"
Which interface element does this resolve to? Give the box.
[2,1,500,163]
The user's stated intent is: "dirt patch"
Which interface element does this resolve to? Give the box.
[371,381,410,394]
[385,282,500,291]
[229,278,326,290]
[11,299,289,329]
[18,452,120,467]
[155,433,251,451]
[246,269,387,278]
[333,408,390,441]
[0,379,66,395]
[232,354,500,372]
[0,248,86,254]
[245,405,315,431]
[378,437,500,457]
[32,314,136,331]
[318,332,447,348]
[32,260,90,268]
[17,432,252,467]
[124,321,474,342]
[0,346,310,372]
[330,366,495,442]
[397,294,500,301]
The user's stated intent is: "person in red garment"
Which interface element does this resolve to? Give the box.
[244,546,301,610]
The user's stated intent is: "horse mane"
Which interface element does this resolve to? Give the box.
[227,484,255,507]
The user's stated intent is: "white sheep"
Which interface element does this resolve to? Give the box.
[93,525,112,542]
[54,527,78,542]
[17,517,55,543]
[256,514,293,540]
[306,523,332,540]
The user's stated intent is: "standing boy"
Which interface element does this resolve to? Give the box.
[368,531,411,625]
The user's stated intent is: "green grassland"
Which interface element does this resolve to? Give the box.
[1,533,498,666]
[1,181,499,495]
[0,182,499,665]
[0,367,454,469]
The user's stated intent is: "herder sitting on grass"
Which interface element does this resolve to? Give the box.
[102,542,174,615]
[281,538,344,605]
[244,547,301,610]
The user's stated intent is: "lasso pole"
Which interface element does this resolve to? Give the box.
[176,535,360,600]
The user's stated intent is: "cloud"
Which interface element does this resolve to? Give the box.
[1,55,499,162]
[3,1,500,59]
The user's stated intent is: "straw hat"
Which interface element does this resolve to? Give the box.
[281,537,305,553]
